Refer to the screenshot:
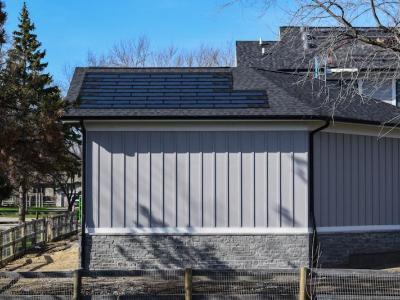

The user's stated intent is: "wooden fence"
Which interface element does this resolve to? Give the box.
[0,212,78,266]
[47,212,78,241]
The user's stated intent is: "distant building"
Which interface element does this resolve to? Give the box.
[237,27,400,106]
[3,176,81,208]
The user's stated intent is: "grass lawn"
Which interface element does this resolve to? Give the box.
[0,207,63,218]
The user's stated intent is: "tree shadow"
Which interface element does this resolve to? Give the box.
[293,155,308,184]
[119,205,232,270]
[86,205,233,271]
[279,155,307,228]
[280,206,300,228]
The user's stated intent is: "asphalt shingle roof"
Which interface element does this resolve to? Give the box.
[255,68,400,125]
[63,66,400,126]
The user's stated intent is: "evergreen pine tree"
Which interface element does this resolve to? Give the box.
[0,0,13,203]
[0,1,6,47]
[0,2,68,222]
[0,171,12,203]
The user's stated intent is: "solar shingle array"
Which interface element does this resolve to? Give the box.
[79,72,268,108]
[64,67,400,124]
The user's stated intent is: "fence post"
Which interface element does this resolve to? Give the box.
[0,232,3,266]
[43,218,48,244]
[69,212,72,234]
[10,229,15,259]
[47,217,52,242]
[22,223,27,253]
[299,266,308,300]
[8,231,12,259]
[32,220,37,246]
[184,268,192,300]
[73,268,82,300]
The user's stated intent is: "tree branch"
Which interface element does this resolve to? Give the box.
[370,0,387,30]
[311,0,400,52]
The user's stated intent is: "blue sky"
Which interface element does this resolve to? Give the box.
[2,0,293,84]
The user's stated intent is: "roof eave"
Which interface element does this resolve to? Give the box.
[60,113,396,127]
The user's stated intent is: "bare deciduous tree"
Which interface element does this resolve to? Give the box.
[227,0,400,117]
[152,45,181,67]
[61,37,235,93]
[50,151,81,211]
[86,50,110,67]
[84,36,235,68]
[108,36,151,67]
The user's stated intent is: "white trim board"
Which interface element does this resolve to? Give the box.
[86,227,311,235]
[84,120,322,132]
[323,122,400,139]
[317,225,400,234]
[84,120,400,139]
[86,225,400,235]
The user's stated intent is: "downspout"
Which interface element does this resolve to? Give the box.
[80,119,87,270]
[309,119,330,268]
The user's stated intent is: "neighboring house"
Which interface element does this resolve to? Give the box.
[4,186,55,207]
[3,174,81,208]
[236,27,400,106]
[54,174,82,208]
[63,64,400,270]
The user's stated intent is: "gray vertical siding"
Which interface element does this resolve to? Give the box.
[86,130,309,229]
[314,132,400,227]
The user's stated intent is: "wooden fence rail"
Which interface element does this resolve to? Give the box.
[0,212,78,266]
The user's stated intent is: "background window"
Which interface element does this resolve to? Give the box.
[362,80,393,104]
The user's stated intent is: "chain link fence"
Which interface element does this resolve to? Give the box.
[192,269,299,299]
[0,271,73,299]
[81,270,184,298]
[81,269,299,299]
[0,268,398,299]
[309,268,400,299]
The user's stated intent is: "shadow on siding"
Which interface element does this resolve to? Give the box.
[86,205,233,270]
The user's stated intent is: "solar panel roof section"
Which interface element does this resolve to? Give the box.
[79,71,268,109]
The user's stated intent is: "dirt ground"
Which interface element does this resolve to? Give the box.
[0,235,78,271]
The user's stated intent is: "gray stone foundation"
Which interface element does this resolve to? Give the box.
[83,234,310,270]
[318,231,400,268]
[83,231,400,270]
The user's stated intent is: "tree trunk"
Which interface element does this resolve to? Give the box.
[18,185,26,223]
[67,195,75,211]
